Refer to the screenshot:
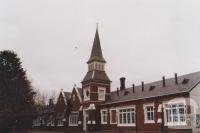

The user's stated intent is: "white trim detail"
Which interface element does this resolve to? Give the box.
[117,105,136,127]
[101,109,108,124]
[92,70,95,79]
[61,89,67,105]
[163,98,187,126]
[79,105,83,111]
[78,121,82,124]
[88,104,96,110]
[87,121,91,124]
[75,87,82,103]
[157,118,162,123]
[92,121,96,124]
[157,104,162,112]
[69,112,79,127]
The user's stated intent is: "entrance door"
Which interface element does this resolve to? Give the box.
[83,109,89,131]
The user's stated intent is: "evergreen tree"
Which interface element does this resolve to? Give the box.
[0,50,36,132]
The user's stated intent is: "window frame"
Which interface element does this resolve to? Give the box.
[83,87,90,101]
[163,98,187,126]
[117,106,136,127]
[143,103,155,124]
[69,112,79,126]
[101,109,108,124]
[98,87,106,101]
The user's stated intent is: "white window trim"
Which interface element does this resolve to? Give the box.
[117,105,136,127]
[110,108,117,124]
[69,112,79,127]
[163,98,187,126]
[101,109,108,124]
[143,103,155,124]
[98,87,106,101]
[83,87,90,101]
[57,119,64,127]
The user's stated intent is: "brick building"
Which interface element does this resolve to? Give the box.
[34,28,200,133]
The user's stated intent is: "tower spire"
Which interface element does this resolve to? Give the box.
[96,22,98,30]
[87,26,106,64]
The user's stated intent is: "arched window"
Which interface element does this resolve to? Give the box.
[73,94,75,101]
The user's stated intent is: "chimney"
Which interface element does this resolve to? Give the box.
[117,88,119,96]
[142,81,144,91]
[162,76,166,87]
[120,77,126,91]
[175,73,178,84]
[49,99,53,106]
[132,84,135,93]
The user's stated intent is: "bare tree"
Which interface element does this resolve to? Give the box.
[34,88,47,106]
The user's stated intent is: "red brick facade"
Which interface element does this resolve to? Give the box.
[33,29,200,133]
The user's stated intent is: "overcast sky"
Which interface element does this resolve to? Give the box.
[1,0,200,97]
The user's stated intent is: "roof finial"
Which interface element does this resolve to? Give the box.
[96,22,99,30]
[73,84,77,88]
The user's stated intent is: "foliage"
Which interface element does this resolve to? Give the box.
[0,50,36,132]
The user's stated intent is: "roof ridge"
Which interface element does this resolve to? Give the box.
[111,71,200,93]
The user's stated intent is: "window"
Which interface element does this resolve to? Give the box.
[110,109,117,124]
[98,87,106,100]
[144,104,154,123]
[73,94,75,101]
[57,119,64,126]
[83,87,90,101]
[101,109,108,124]
[69,112,79,126]
[118,106,135,126]
[164,102,186,126]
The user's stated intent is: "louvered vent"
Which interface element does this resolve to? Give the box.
[149,86,155,91]
[182,78,189,84]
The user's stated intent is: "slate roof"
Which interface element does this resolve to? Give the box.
[77,87,83,97]
[82,70,110,82]
[87,28,106,64]
[102,71,200,105]
[63,92,71,100]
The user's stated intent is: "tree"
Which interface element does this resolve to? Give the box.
[0,50,36,132]
[34,88,47,106]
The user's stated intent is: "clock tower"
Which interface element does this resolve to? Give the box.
[81,27,111,131]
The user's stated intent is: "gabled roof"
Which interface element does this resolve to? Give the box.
[82,70,110,83]
[63,92,71,100]
[102,71,200,105]
[61,91,71,105]
[87,28,106,64]
[77,87,83,97]
[74,87,82,102]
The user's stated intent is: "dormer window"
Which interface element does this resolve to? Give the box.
[98,87,106,101]
[84,87,90,101]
